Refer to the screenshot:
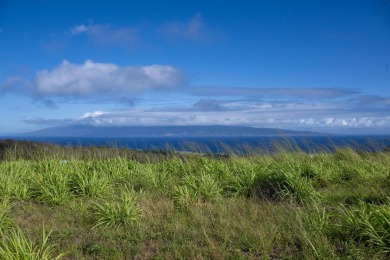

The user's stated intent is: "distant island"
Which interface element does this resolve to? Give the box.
[21,125,322,137]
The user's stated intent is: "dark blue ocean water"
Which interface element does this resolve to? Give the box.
[3,135,390,154]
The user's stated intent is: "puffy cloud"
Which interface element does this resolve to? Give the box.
[69,23,138,46]
[35,60,184,97]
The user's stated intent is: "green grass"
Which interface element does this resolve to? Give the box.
[0,226,64,260]
[91,190,142,229]
[0,199,13,232]
[0,141,389,258]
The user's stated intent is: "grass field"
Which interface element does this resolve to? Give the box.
[0,140,389,259]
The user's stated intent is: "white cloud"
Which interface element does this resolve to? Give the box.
[69,23,138,46]
[299,117,390,128]
[81,111,105,119]
[35,60,184,97]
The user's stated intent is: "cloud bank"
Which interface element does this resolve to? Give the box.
[23,96,390,134]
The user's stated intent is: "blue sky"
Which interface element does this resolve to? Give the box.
[1,0,389,134]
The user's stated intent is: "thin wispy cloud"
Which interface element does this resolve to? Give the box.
[186,86,358,100]
[193,99,224,111]
[158,13,220,42]
[69,23,138,46]
[40,99,59,110]
[349,95,390,108]
[0,76,32,96]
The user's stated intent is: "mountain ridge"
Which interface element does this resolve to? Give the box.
[21,125,323,137]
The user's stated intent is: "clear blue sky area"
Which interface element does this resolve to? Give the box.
[1,0,389,134]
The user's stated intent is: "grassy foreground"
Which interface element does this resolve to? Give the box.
[0,140,389,259]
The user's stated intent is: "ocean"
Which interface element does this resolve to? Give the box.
[3,135,390,154]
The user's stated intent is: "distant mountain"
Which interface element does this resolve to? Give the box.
[21,125,322,137]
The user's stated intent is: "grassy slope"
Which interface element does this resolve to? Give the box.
[0,141,389,259]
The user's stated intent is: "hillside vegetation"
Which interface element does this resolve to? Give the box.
[0,140,389,259]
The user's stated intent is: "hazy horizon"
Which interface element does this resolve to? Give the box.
[1,0,389,135]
